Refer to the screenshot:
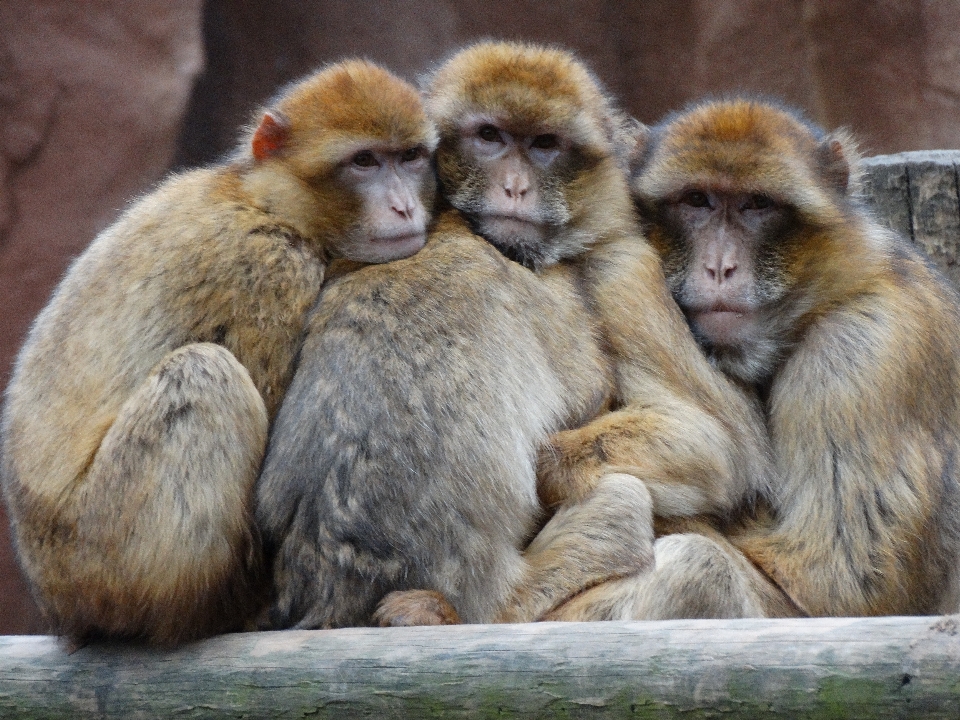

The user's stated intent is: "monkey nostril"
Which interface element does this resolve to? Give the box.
[723,266,737,280]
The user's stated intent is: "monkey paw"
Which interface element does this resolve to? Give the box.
[372,590,462,627]
[536,429,605,507]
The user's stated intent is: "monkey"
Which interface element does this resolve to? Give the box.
[0,59,438,646]
[255,42,771,630]
[542,97,960,622]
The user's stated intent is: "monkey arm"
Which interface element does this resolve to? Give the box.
[537,388,765,519]
[734,283,957,617]
[538,232,771,519]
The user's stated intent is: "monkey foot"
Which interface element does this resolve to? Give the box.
[372,590,462,627]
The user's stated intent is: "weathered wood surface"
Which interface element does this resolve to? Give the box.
[0,616,957,719]
[862,150,960,285]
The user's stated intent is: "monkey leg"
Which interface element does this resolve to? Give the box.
[496,472,655,623]
[542,532,802,621]
[44,342,268,645]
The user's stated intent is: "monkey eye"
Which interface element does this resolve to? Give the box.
[531,134,559,150]
[400,146,425,163]
[681,190,711,208]
[477,125,503,143]
[351,151,379,168]
[744,194,775,211]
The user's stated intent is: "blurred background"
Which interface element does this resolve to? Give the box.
[0,0,958,634]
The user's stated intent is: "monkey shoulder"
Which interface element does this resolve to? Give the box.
[773,229,960,442]
[7,166,326,450]
[39,167,323,327]
[820,233,960,363]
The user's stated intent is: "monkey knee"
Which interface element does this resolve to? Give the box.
[650,534,765,619]
[98,342,268,476]
[530,472,655,576]
[591,473,655,513]
[145,342,268,440]
[568,473,654,543]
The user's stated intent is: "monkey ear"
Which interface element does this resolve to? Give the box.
[816,135,851,194]
[626,122,652,176]
[252,111,291,162]
[604,113,649,175]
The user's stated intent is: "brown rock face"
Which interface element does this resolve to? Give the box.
[0,0,204,633]
[2,0,960,635]
[176,0,960,167]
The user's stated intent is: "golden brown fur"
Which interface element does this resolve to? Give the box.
[438,43,765,622]
[549,98,960,621]
[255,43,653,629]
[260,42,770,628]
[0,60,437,645]
[439,45,774,623]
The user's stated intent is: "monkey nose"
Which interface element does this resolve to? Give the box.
[502,172,530,200]
[389,193,416,219]
[705,263,737,284]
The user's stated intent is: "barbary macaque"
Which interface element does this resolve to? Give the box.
[0,60,437,645]
[547,98,960,620]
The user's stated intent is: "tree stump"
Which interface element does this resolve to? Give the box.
[862,150,960,285]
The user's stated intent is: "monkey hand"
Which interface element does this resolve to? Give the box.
[537,427,610,508]
[372,590,462,627]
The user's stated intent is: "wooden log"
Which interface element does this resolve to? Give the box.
[0,616,958,719]
[862,150,960,285]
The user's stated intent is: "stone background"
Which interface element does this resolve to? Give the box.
[1,0,958,634]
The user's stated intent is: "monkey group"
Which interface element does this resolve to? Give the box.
[3,40,959,647]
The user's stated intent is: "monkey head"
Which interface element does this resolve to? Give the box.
[631,98,867,385]
[424,41,633,271]
[242,60,438,264]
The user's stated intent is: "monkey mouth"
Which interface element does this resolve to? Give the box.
[480,215,544,240]
[355,231,426,263]
[688,303,754,346]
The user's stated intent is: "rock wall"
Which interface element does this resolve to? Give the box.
[0,0,204,633]
[177,0,960,167]
[0,0,958,634]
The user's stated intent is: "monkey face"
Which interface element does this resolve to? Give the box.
[633,98,863,385]
[438,117,581,271]
[646,187,803,384]
[244,59,439,265]
[330,143,435,264]
[425,41,623,272]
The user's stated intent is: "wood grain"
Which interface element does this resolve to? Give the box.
[862,150,960,285]
[0,616,958,718]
